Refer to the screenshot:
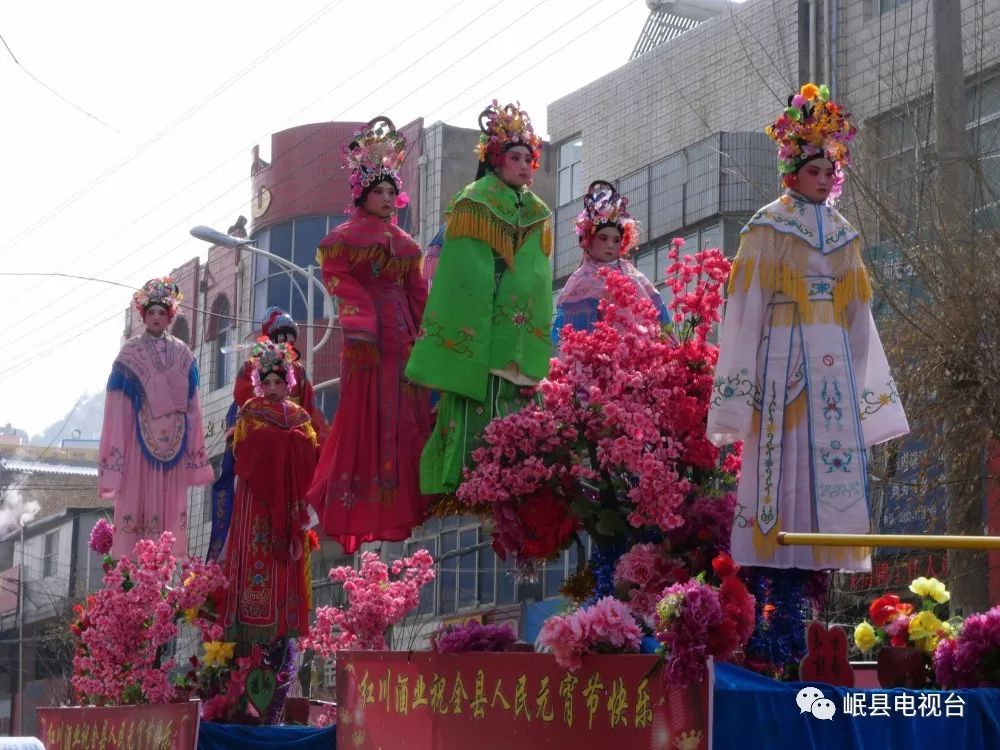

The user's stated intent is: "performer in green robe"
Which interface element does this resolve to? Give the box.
[405,101,553,494]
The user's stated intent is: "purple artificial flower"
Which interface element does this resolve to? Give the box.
[430,621,518,655]
[89,518,114,555]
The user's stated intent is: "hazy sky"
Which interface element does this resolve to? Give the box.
[1,0,650,437]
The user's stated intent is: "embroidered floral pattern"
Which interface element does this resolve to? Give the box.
[859,379,902,420]
[821,378,843,427]
[712,368,760,409]
[418,317,476,357]
[820,439,854,473]
[99,447,125,475]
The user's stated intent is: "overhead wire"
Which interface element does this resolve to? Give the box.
[1,0,474,309]
[0,0,349,261]
[0,30,118,133]
[4,0,630,382]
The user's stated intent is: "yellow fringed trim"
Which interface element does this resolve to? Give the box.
[753,523,781,560]
[302,420,318,448]
[832,266,872,322]
[316,243,422,276]
[728,254,809,309]
[445,200,549,271]
[811,543,871,569]
[231,416,267,450]
[303,541,313,610]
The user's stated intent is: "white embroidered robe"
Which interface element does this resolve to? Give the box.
[708,191,909,572]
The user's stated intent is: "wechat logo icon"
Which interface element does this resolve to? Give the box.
[796,686,837,720]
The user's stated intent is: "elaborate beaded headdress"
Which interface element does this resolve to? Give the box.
[248,338,297,396]
[344,116,408,208]
[132,277,182,318]
[766,82,857,199]
[475,100,542,170]
[260,307,299,341]
[574,181,639,256]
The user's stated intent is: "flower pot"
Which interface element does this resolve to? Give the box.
[876,646,927,689]
[284,697,310,725]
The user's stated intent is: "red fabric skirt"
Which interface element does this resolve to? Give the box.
[219,480,310,641]
[307,342,432,553]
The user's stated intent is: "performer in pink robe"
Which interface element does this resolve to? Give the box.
[98,277,214,558]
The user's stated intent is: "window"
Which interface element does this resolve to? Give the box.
[212,296,233,390]
[43,530,58,578]
[171,316,190,345]
[557,138,583,207]
[876,0,909,13]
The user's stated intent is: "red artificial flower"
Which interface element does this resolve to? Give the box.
[712,552,739,579]
[517,487,578,559]
[306,529,320,552]
[868,594,912,627]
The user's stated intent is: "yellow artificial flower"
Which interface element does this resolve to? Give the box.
[202,641,236,667]
[909,577,950,604]
[908,610,944,642]
[853,621,878,653]
[800,83,821,101]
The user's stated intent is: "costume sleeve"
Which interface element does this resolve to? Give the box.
[185,361,215,486]
[98,387,133,498]
[706,230,770,447]
[320,247,378,342]
[841,243,909,446]
[404,232,496,401]
[232,361,255,407]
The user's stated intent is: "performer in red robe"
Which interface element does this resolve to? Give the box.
[208,308,328,562]
[306,117,432,553]
[219,340,318,643]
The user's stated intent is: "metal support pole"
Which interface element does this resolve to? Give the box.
[778,532,1000,550]
[306,264,316,384]
[17,522,24,735]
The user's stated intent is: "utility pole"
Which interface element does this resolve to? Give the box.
[933,0,988,616]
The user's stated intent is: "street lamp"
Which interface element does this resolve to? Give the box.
[189,225,339,392]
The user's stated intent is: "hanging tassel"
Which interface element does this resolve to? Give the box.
[316,243,421,276]
[832,266,873,322]
[446,200,549,271]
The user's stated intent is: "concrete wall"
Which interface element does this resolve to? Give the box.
[547,0,802,193]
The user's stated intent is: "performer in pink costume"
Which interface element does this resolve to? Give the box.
[98,278,214,557]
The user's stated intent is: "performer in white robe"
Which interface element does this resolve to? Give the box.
[708,83,908,572]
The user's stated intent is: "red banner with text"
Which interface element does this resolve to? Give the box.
[37,700,199,750]
[337,651,712,750]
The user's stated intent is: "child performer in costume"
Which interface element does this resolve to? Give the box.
[98,278,214,558]
[306,117,432,552]
[406,101,553,495]
[233,308,328,440]
[220,340,318,642]
[207,307,328,561]
[708,83,909,573]
[553,181,669,345]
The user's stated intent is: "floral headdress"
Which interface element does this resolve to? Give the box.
[574,180,639,256]
[344,116,409,210]
[475,100,542,170]
[766,82,857,200]
[132,277,182,319]
[260,306,298,341]
[248,338,297,396]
